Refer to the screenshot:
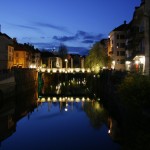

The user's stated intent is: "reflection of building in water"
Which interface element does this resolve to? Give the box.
[0,102,16,143]
[108,117,121,141]
[0,92,38,144]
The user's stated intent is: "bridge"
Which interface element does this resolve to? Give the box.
[37,68,92,73]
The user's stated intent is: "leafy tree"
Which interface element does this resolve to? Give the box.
[117,74,150,111]
[85,42,109,72]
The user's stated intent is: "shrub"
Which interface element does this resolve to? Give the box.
[117,74,150,111]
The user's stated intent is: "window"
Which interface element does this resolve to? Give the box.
[117,34,119,39]
[16,53,19,57]
[9,48,11,52]
[120,59,125,64]
[117,51,119,56]
[117,59,120,64]
[120,35,125,39]
[139,22,144,32]
[9,56,11,61]
[117,43,119,48]
[120,51,125,56]
[120,43,125,48]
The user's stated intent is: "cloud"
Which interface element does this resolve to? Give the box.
[76,30,103,40]
[52,30,103,43]
[32,42,52,48]
[33,22,70,33]
[31,42,89,55]
[67,46,89,55]
[32,42,59,50]
[40,37,45,39]
[21,37,32,40]
[75,31,89,37]
[82,40,94,43]
[53,35,77,42]
[12,24,38,30]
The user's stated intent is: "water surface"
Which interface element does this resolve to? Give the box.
[0,98,120,150]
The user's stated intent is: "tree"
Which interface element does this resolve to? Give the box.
[117,74,150,111]
[58,44,68,68]
[58,44,68,60]
[85,42,108,73]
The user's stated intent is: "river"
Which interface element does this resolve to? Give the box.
[0,74,120,150]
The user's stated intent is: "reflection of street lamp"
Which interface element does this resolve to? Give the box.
[65,59,68,69]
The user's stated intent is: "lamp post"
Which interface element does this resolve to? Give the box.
[65,59,68,69]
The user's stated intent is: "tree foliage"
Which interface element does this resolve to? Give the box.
[85,42,109,72]
[117,74,150,111]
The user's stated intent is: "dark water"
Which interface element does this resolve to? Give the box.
[0,75,120,150]
[0,97,120,150]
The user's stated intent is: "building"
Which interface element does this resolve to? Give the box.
[109,21,128,70]
[0,33,14,70]
[125,0,150,74]
[30,49,42,68]
[13,43,30,68]
[41,51,62,68]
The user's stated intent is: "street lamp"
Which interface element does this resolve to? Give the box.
[65,59,68,69]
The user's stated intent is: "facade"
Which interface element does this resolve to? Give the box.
[41,51,62,68]
[0,33,14,70]
[49,57,62,68]
[30,50,42,68]
[109,22,127,70]
[13,44,30,68]
[13,50,30,68]
[125,0,150,74]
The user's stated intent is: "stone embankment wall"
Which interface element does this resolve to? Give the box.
[0,71,15,101]
[14,69,38,94]
[0,69,38,105]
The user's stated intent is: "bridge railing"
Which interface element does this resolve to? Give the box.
[37,68,92,73]
[38,96,91,102]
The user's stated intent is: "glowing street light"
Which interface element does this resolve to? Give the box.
[65,59,68,69]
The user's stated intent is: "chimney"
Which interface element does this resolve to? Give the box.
[124,20,126,24]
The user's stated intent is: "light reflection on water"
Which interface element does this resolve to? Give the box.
[0,97,120,150]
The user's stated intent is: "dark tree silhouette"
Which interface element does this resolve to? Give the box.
[58,44,68,67]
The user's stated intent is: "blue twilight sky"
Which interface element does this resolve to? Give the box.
[0,0,141,54]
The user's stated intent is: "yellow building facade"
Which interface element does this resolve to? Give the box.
[7,45,14,69]
[13,50,30,68]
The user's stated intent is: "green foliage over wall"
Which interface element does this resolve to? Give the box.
[117,74,150,111]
